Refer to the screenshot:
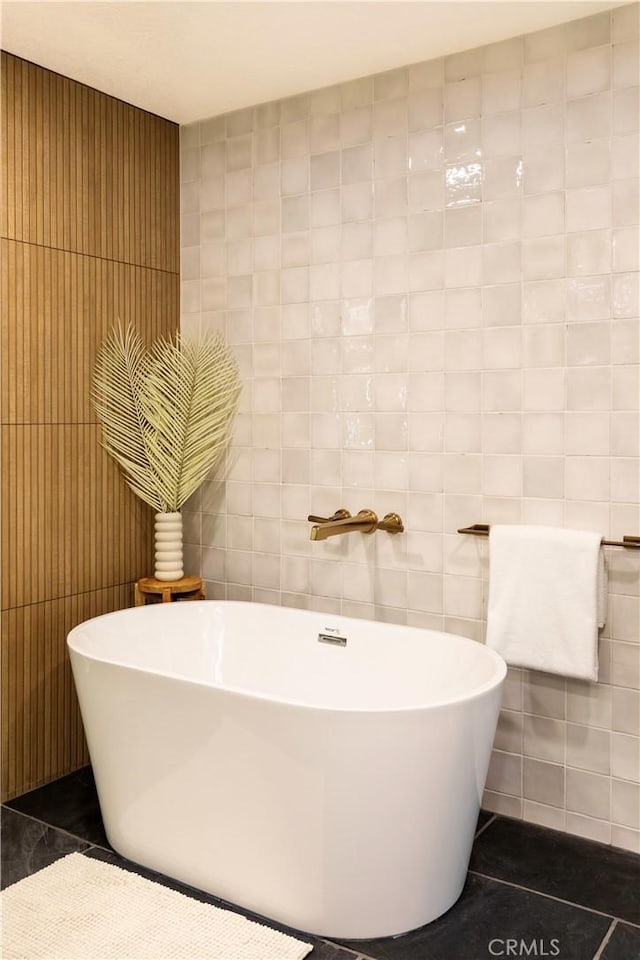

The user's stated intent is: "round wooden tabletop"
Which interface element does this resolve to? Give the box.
[136,575,203,594]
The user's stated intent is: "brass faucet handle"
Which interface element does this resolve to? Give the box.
[307,508,351,524]
[377,512,404,534]
[354,509,378,532]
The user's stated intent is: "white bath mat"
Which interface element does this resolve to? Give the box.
[2,852,314,960]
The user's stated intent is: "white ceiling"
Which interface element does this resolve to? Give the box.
[1,0,624,125]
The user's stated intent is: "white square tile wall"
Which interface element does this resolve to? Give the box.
[181,5,640,850]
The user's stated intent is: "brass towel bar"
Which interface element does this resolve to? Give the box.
[457,523,640,550]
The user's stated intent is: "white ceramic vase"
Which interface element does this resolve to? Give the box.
[154,512,183,581]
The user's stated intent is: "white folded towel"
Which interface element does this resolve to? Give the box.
[486,525,607,682]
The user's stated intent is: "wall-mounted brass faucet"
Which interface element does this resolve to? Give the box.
[308,509,404,541]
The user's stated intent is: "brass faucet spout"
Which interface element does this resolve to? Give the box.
[310,509,378,541]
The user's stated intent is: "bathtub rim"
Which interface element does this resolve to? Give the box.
[67,599,507,715]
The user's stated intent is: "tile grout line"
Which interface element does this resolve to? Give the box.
[317,940,360,958]
[83,841,113,852]
[591,919,618,960]
[474,813,498,839]
[1,804,103,850]
[469,870,639,928]
[317,939,379,960]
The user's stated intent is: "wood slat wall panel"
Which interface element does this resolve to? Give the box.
[1,425,155,609]
[1,584,134,800]
[0,53,179,272]
[1,51,179,799]
[0,240,180,424]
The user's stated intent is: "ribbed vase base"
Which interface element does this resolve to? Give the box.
[154,512,184,582]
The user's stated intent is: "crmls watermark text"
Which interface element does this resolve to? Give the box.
[488,939,561,957]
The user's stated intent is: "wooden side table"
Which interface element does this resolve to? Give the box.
[134,575,206,606]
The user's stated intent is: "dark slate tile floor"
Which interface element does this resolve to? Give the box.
[1,806,90,890]
[600,922,640,960]
[6,764,109,848]
[3,765,640,960]
[337,874,612,960]
[470,815,640,927]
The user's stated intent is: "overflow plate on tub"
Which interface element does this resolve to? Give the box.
[318,626,347,647]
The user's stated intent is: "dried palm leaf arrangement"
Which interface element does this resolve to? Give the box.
[92,323,241,580]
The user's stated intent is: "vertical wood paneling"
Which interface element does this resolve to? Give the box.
[1,424,157,607]
[1,54,179,271]
[1,584,133,799]
[1,52,179,800]
[1,53,10,239]
[0,240,179,425]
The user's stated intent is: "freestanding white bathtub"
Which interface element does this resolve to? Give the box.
[68,601,505,939]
